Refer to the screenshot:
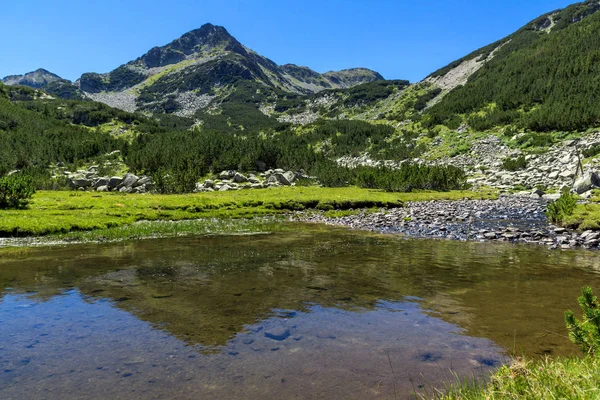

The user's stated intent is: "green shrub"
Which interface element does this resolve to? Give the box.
[547,190,577,223]
[565,286,600,355]
[583,145,600,159]
[311,163,467,192]
[502,155,528,171]
[311,160,355,188]
[0,174,36,209]
[515,132,555,148]
[355,164,466,192]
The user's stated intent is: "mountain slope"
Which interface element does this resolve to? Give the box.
[76,23,383,116]
[422,0,600,132]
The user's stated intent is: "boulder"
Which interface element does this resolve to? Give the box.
[118,173,139,189]
[219,170,236,180]
[133,176,151,188]
[248,175,260,184]
[96,185,109,192]
[119,186,133,193]
[219,184,232,192]
[93,178,109,189]
[559,170,575,179]
[573,171,600,194]
[269,173,292,186]
[72,178,92,188]
[233,172,248,183]
[202,180,214,188]
[283,171,296,184]
[108,176,123,189]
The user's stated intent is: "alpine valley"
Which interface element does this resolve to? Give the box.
[7,3,600,400]
[4,1,600,197]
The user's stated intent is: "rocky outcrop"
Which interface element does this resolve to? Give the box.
[67,167,152,193]
[195,169,308,192]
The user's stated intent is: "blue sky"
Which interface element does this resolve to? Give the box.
[2,0,576,82]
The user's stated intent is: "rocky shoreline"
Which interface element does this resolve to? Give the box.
[293,196,598,250]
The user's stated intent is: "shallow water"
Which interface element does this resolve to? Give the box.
[2,224,600,399]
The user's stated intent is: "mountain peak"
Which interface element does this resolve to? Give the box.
[2,68,63,88]
[136,23,242,68]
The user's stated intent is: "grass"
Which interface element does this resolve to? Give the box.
[0,187,492,237]
[426,355,600,400]
[563,197,600,230]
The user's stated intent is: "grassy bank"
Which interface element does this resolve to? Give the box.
[564,201,600,230]
[427,355,600,400]
[0,187,492,237]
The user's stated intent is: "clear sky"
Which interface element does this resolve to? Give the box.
[2,0,577,83]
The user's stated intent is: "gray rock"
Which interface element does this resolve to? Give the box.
[542,193,561,201]
[119,186,133,193]
[233,172,248,183]
[548,171,560,180]
[573,171,600,194]
[219,170,235,180]
[268,173,291,186]
[93,178,109,189]
[133,176,151,188]
[119,173,139,189]
[219,184,232,192]
[108,176,123,189]
[72,178,92,188]
[203,180,214,188]
[559,170,575,179]
[283,171,296,184]
[96,185,109,192]
[556,236,570,245]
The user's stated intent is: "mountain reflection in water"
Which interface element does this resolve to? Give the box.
[2,225,600,399]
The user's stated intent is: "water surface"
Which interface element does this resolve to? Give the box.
[1,224,600,399]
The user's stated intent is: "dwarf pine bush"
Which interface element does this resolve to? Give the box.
[565,286,600,356]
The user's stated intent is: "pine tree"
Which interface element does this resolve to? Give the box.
[565,286,600,355]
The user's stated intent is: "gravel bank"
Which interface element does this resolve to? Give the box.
[293,196,597,250]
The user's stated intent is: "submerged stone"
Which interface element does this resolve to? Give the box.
[264,327,290,341]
